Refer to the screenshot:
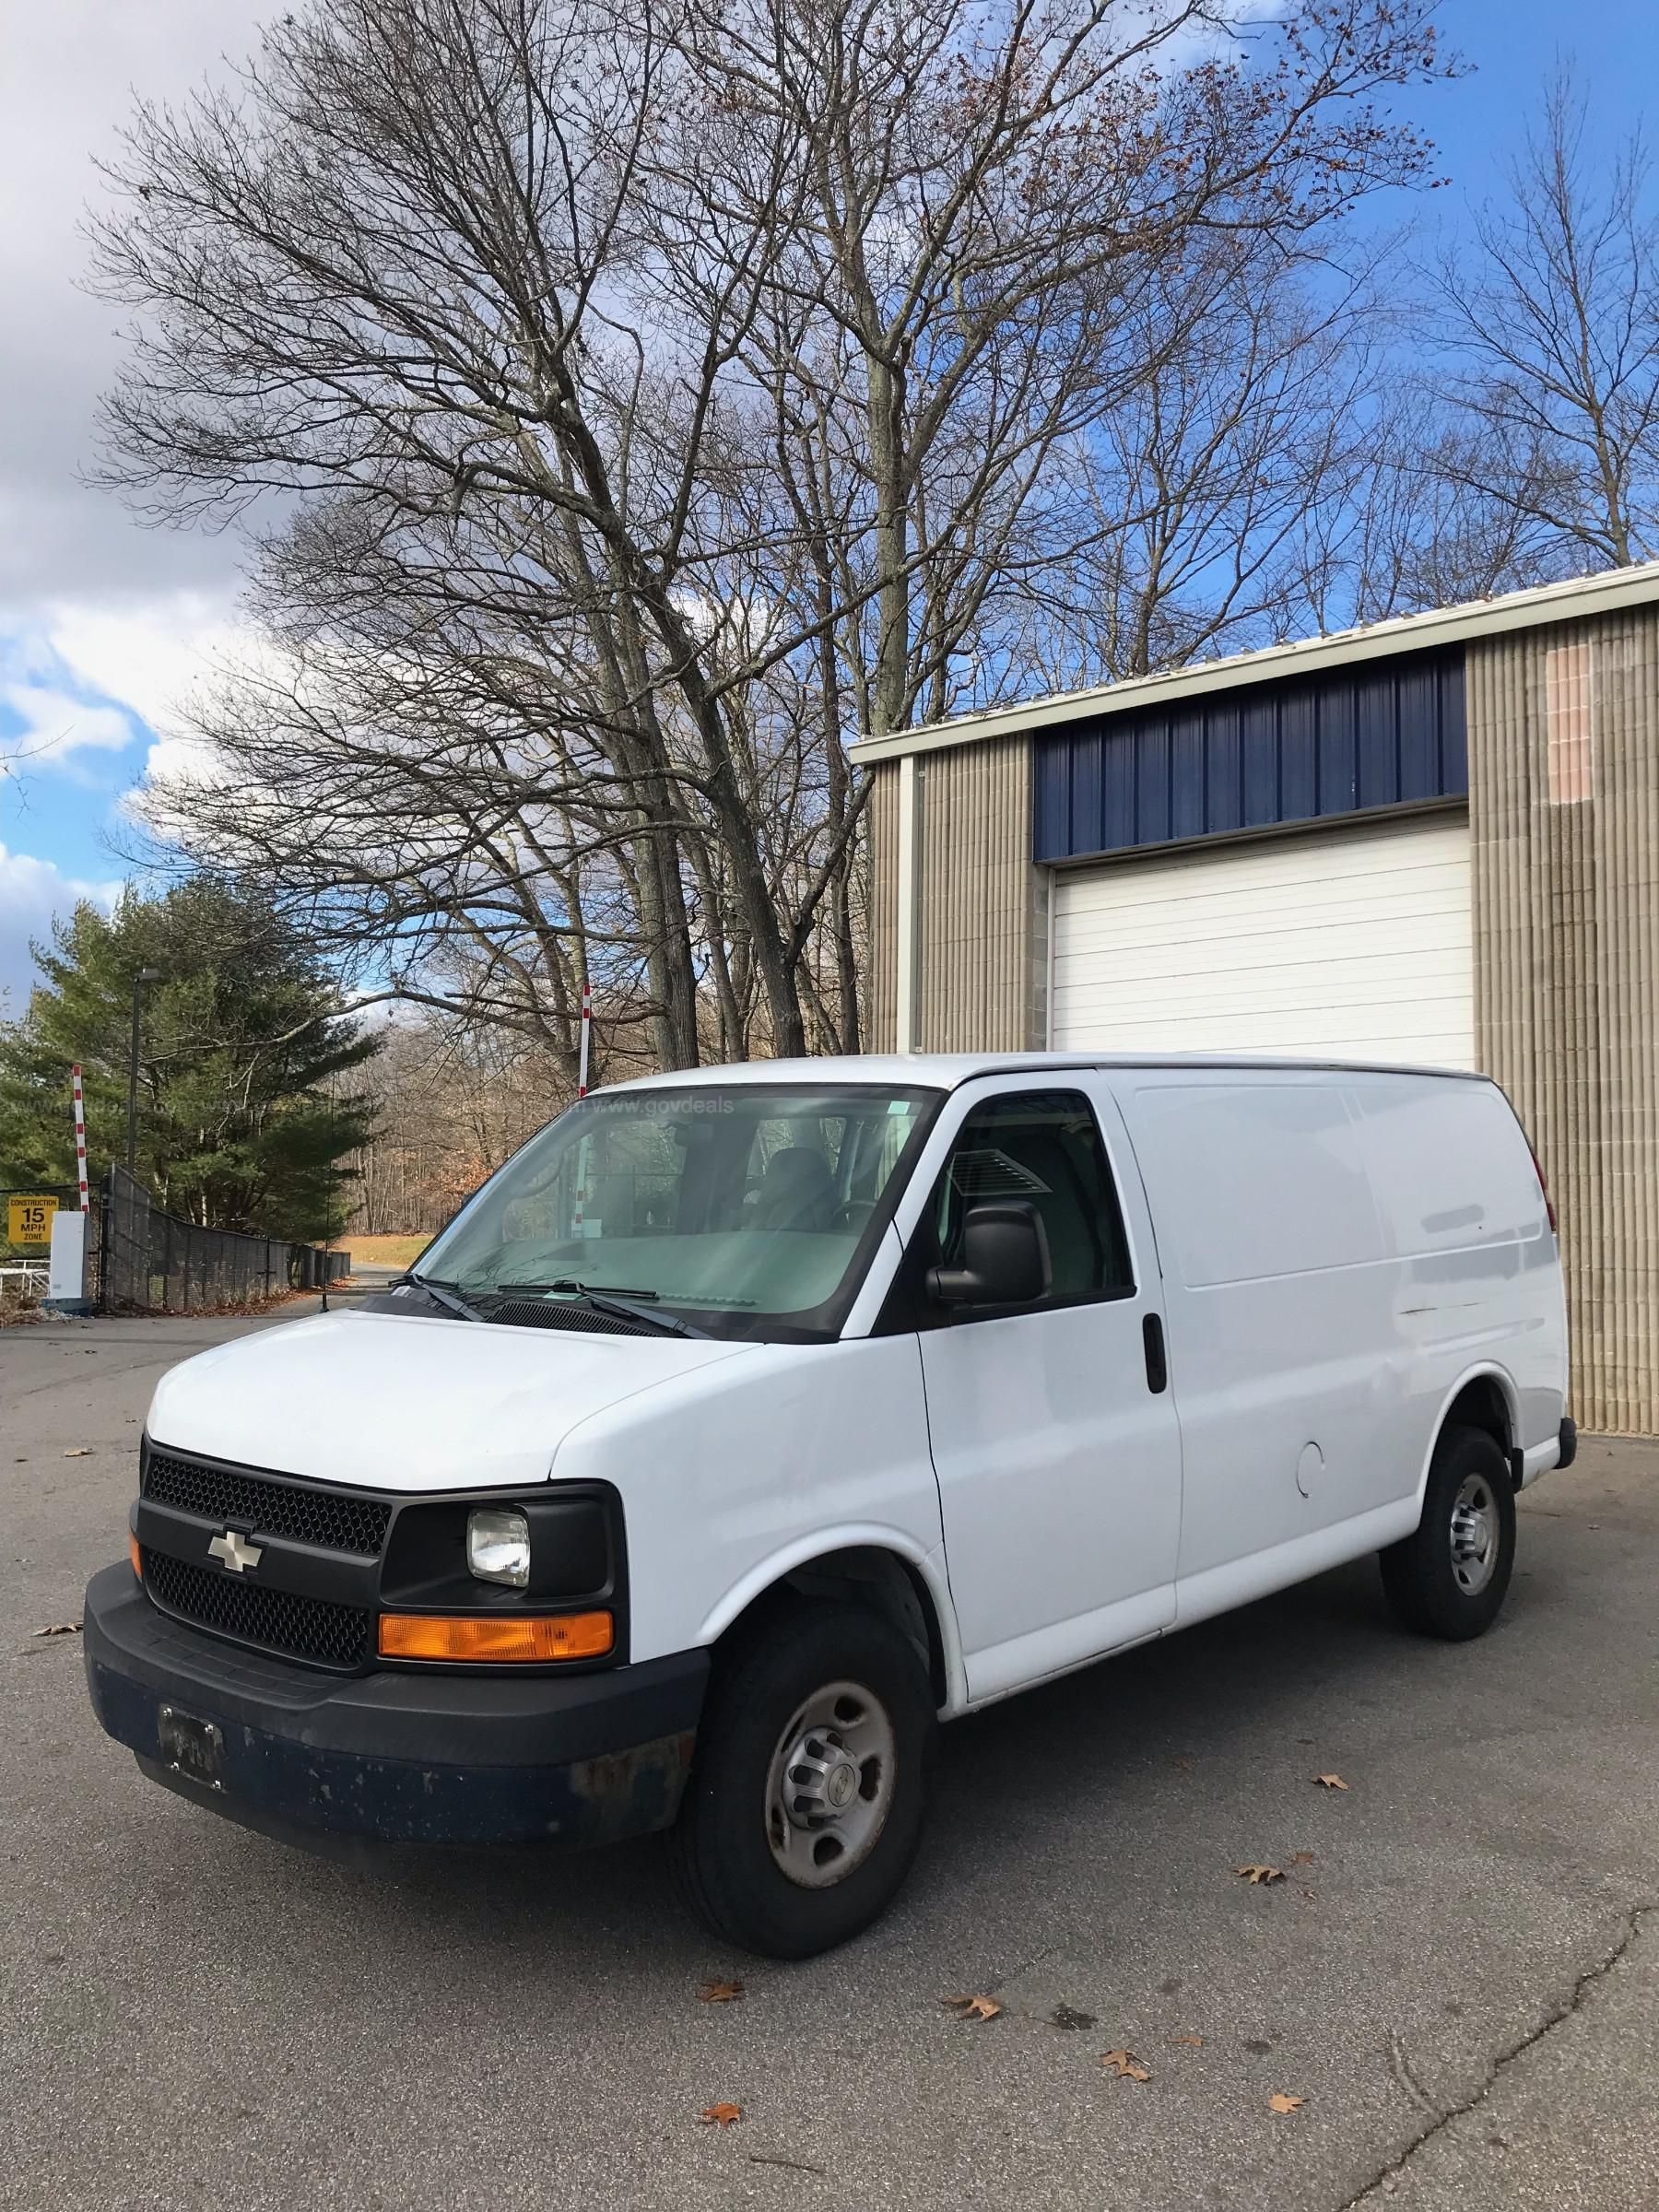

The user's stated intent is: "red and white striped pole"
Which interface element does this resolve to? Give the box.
[71,1064,89,1212]
[572,983,593,1240]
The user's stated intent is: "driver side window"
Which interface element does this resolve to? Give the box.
[931,1090,1133,1313]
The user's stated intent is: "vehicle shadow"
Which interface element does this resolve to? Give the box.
[146,1534,1562,1999]
[311,1546,1554,1981]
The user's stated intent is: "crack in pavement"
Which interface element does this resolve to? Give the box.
[1342,1903,1654,2207]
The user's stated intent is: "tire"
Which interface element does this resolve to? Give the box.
[673,1600,935,1959]
[1380,1423,1516,1640]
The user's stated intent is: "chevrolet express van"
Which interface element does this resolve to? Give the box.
[85,1054,1573,1957]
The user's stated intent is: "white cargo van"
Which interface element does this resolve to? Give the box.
[84,1054,1573,1957]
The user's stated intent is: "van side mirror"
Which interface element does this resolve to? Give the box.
[928,1199,1051,1308]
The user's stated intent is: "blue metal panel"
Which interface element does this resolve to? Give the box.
[1439,656,1468,792]
[1317,680,1358,816]
[1030,646,1467,864]
[1136,714,1171,846]
[1101,722,1135,852]
[1397,661,1438,801]
[1033,739,1070,862]
[1071,728,1103,859]
[1171,708,1207,840]
[1279,687,1317,819]
[1206,700,1241,833]
[1241,694,1278,826]
[1355,669,1398,809]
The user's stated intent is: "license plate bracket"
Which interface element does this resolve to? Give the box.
[157,1704,225,1792]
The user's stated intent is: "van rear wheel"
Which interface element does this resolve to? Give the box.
[674,1601,935,1959]
[1380,1423,1515,1640]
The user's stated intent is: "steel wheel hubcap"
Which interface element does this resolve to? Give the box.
[765,1678,896,1889]
[1450,1472,1499,1594]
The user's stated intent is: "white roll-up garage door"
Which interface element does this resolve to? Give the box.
[1050,813,1474,1068]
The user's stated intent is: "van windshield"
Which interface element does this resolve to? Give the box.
[415,1083,938,1343]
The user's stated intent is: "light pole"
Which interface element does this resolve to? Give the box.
[125,967,163,1179]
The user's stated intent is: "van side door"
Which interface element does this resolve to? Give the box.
[1107,1069,1406,1619]
[904,1078,1182,1703]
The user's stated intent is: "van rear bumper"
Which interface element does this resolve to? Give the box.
[1516,1418,1578,1488]
[82,1563,707,1852]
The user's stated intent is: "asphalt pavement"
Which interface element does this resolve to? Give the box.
[3,1307,1656,2211]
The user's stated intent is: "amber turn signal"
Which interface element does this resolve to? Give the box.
[129,1532,142,1580]
[378,1609,614,1663]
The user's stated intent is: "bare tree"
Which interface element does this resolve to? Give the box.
[94,0,1452,1065]
[1429,68,1659,571]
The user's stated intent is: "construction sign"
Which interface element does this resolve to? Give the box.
[7,1194,60,1247]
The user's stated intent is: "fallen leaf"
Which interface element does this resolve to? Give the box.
[32,1622,81,1639]
[940,1993,1004,2021]
[698,2102,743,2127]
[1051,2004,1096,2031]
[62,1448,92,1459]
[1100,2049,1151,2082]
[1313,1773,1349,1791]
[699,1979,745,2004]
[1173,1756,1194,1771]
[1268,2093,1305,2115]
[1291,1850,1316,1865]
[1168,2034,1204,2047]
[1234,1864,1285,1885]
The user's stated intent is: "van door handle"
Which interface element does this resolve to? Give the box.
[1142,1312,1168,1394]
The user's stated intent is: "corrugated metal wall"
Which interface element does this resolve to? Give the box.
[914,736,1044,1052]
[1469,610,1659,1434]
[863,739,1045,1053]
[1034,650,1468,863]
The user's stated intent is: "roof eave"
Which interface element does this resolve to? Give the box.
[849,559,1659,765]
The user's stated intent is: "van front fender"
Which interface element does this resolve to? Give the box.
[696,1526,968,1713]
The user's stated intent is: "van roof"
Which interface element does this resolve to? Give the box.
[602,1052,1493,1094]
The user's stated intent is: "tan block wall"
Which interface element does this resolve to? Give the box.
[1469,609,1659,1433]
[863,738,1045,1054]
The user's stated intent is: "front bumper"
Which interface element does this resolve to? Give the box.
[83,1563,707,1851]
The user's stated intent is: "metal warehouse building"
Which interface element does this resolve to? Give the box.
[853,562,1659,1435]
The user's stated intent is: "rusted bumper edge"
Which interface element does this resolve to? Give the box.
[82,1563,706,1852]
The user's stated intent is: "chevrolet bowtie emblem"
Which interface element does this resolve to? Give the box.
[207,1529,263,1574]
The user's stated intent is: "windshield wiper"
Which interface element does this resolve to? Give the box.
[390,1271,488,1324]
[496,1278,709,1340]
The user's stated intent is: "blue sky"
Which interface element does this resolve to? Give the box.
[2,0,1656,1012]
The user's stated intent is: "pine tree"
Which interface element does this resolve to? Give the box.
[0,879,380,1241]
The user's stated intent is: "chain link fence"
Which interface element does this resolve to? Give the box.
[98,1167,351,1315]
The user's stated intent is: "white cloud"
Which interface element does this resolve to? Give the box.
[0,842,124,1014]
[0,2,271,609]
[0,591,254,803]
[133,730,230,800]
[0,678,136,765]
[42,592,244,737]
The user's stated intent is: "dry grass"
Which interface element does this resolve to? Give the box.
[342,1232,430,1272]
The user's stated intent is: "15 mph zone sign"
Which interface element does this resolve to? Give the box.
[7,1194,59,1246]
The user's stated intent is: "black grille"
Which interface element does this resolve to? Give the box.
[483,1299,658,1337]
[142,1548,371,1670]
[143,1451,391,1558]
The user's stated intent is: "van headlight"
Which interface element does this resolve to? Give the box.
[466,1507,531,1589]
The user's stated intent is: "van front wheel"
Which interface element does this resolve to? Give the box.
[1380,1423,1515,1640]
[674,1602,935,1959]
